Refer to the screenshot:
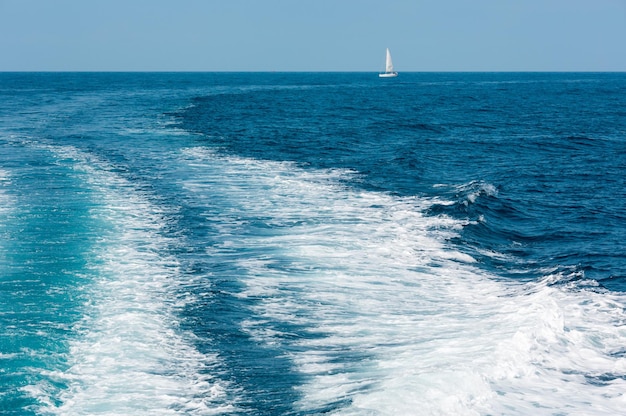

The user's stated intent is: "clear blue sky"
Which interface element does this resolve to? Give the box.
[1,0,625,71]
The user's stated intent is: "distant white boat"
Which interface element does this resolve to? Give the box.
[379,48,398,78]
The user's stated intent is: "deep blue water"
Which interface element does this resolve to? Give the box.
[1,72,625,415]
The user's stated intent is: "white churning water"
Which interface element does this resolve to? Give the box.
[182,146,626,415]
[27,144,236,416]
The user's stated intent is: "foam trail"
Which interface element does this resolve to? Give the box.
[25,145,236,415]
[0,168,12,214]
[182,147,626,415]
[0,168,13,268]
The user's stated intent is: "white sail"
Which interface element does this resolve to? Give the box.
[385,48,394,73]
[379,48,398,78]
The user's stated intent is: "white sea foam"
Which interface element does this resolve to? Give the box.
[454,180,498,205]
[0,169,14,272]
[23,145,236,415]
[182,146,626,415]
[0,168,12,211]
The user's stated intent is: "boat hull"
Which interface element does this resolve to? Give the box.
[378,72,398,78]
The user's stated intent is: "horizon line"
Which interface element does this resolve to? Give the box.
[1,70,625,74]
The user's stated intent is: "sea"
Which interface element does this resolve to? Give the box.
[1,72,625,415]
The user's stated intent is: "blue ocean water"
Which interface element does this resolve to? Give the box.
[1,72,625,415]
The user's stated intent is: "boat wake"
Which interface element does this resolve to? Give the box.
[20,143,236,415]
[179,146,626,415]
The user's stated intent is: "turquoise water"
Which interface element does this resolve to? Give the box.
[1,72,625,415]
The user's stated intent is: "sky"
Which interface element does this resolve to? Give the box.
[0,0,625,72]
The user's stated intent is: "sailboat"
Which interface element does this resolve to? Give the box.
[379,48,398,78]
